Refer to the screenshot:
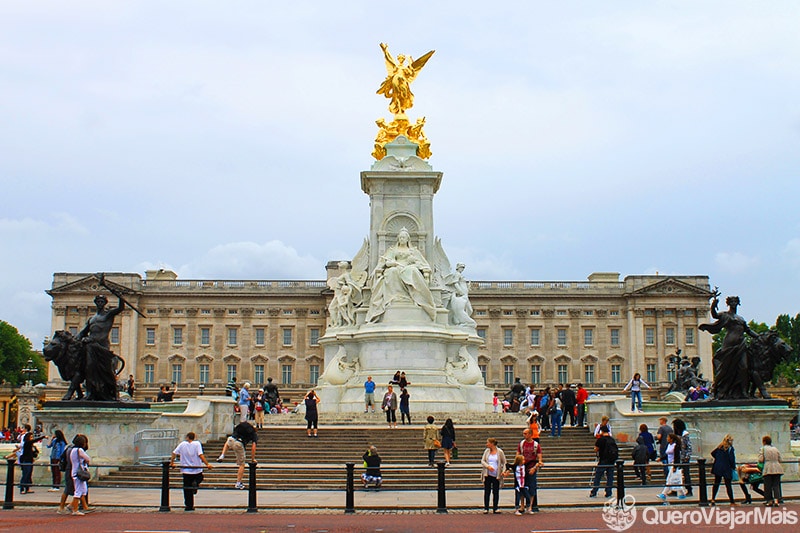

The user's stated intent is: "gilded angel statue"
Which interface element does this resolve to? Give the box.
[377,43,435,116]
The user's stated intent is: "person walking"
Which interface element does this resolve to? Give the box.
[759,435,784,506]
[423,416,441,467]
[126,374,135,399]
[623,373,650,413]
[710,434,736,506]
[46,429,68,491]
[589,425,618,498]
[364,376,376,413]
[480,437,507,514]
[238,383,251,423]
[672,418,693,496]
[18,432,39,494]
[69,434,92,516]
[509,454,531,515]
[170,431,213,511]
[382,385,398,428]
[517,428,543,513]
[304,390,321,437]
[636,424,655,484]
[217,421,258,489]
[560,384,577,427]
[399,387,411,425]
[657,433,687,501]
[441,418,456,466]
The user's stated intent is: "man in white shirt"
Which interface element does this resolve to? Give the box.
[170,432,212,511]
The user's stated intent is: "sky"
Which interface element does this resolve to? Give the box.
[1,1,799,346]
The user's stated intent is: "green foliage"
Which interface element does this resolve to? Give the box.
[0,320,47,386]
[772,313,800,385]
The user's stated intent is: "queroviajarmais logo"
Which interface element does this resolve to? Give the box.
[602,495,637,531]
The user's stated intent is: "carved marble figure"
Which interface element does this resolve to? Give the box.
[443,263,476,327]
[366,228,436,323]
[327,261,366,328]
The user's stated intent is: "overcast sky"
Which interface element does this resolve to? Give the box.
[2,2,799,345]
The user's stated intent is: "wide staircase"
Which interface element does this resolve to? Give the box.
[97,423,663,491]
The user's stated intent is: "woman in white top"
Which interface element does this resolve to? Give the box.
[480,437,507,514]
[623,373,651,413]
[658,433,687,500]
[70,434,92,516]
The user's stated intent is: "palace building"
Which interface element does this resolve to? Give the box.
[46,268,713,400]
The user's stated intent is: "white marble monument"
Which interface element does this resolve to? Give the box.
[316,137,493,413]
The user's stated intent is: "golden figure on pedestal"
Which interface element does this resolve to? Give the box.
[373,43,435,160]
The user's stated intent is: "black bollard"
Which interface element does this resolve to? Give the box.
[3,459,15,510]
[159,461,170,512]
[436,462,447,514]
[615,460,625,506]
[344,463,355,514]
[697,458,708,507]
[247,461,257,513]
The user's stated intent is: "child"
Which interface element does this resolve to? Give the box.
[493,392,500,413]
[507,454,530,515]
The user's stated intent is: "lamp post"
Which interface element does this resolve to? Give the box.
[21,358,37,387]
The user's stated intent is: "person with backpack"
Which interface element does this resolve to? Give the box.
[517,428,543,513]
[589,425,618,498]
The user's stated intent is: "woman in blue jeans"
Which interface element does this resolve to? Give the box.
[623,373,650,413]
[549,393,563,437]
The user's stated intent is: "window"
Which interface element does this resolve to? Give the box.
[684,310,694,317]
[255,309,266,315]
[644,309,654,316]
[226,364,237,383]
[110,327,120,345]
[282,328,293,346]
[254,364,265,385]
[667,365,676,384]
[199,364,209,384]
[310,364,320,385]
[664,310,674,315]
[200,327,210,346]
[479,364,487,382]
[685,327,695,345]
[557,364,568,384]
[611,364,621,384]
[503,310,514,316]
[530,310,540,316]
[255,328,265,346]
[309,328,320,346]
[645,327,655,346]
[282,364,293,385]
[309,309,320,315]
[171,364,182,384]
[610,328,620,347]
[584,310,594,316]
[556,310,567,316]
[665,327,675,345]
[503,328,513,346]
[531,364,541,385]
[530,329,540,347]
[557,328,567,347]
[174,309,184,315]
[504,365,514,386]
[146,327,156,345]
[227,328,238,346]
[144,364,154,384]
[228,309,238,315]
[283,309,292,315]
[173,327,183,345]
[68,326,78,336]
[477,328,487,339]
[584,364,595,384]
[583,329,594,347]
[475,310,486,316]
[609,310,620,316]
[201,309,211,315]
[647,363,657,383]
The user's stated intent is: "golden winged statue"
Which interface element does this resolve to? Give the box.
[376,43,435,116]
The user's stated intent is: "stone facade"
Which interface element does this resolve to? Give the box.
[46,270,713,399]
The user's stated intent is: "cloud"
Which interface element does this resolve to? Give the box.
[0,214,88,238]
[782,238,800,269]
[713,252,760,275]
[178,241,324,280]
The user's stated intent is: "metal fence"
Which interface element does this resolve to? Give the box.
[133,429,179,465]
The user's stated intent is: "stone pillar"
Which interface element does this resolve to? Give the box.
[16,383,44,428]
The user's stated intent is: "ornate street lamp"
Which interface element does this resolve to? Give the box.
[21,358,38,387]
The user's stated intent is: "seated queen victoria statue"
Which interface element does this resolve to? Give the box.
[366,228,436,323]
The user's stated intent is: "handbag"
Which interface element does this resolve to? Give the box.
[433,439,441,449]
[731,469,739,482]
[76,464,91,482]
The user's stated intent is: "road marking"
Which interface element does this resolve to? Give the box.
[530,530,600,533]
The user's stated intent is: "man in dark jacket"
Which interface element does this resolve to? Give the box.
[589,426,618,498]
[361,445,382,489]
[560,385,577,427]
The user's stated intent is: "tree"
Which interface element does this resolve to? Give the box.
[0,320,47,386]
[773,313,800,385]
